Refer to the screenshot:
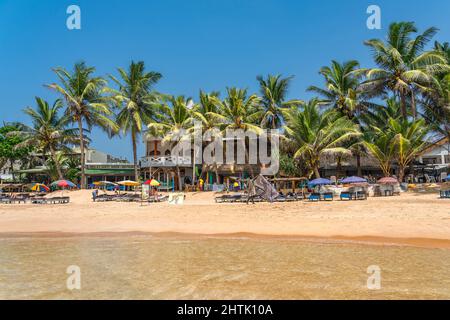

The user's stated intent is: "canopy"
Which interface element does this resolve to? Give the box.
[30,183,50,192]
[143,179,161,187]
[341,176,367,184]
[51,180,76,188]
[378,177,399,184]
[117,180,140,187]
[309,178,332,186]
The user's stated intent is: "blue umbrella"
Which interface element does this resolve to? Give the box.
[309,178,332,186]
[446,175,450,181]
[340,176,367,184]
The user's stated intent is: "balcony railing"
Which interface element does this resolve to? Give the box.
[141,156,192,168]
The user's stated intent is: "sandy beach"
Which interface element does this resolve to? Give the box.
[0,190,449,248]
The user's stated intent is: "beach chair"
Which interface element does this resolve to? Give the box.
[440,190,450,199]
[340,192,352,201]
[322,192,334,201]
[308,193,320,202]
[355,191,367,200]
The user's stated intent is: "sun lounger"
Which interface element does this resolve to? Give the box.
[309,193,321,202]
[340,192,352,201]
[215,194,244,203]
[322,193,334,201]
[440,190,450,199]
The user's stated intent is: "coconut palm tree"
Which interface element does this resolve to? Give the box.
[13,97,80,180]
[362,130,396,178]
[148,95,193,190]
[191,90,223,182]
[107,61,162,181]
[361,22,449,119]
[308,60,374,118]
[255,74,302,128]
[210,87,262,177]
[47,62,117,188]
[388,117,429,182]
[282,99,361,178]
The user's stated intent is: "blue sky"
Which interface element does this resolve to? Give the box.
[1,0,450,160]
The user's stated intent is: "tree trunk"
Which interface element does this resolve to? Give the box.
[131,131,139,182]
[400,92,407,119]
[356,153,362,177]
[10,160,15,181]
[398,165,405,183]
[313,165,321,179]
[77,118,86,189]
[49,146,64,180]
[244,144,254,178]
[411,89,416,120]
[176,165,182,191]
[336,157,342,179]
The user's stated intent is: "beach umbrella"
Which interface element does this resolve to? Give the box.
[446,175,450,181]
[117,180,140,187]
[309,178,332,186]
[377,177,399,184]
[51,180,76,188]
[93,181,118,186]
[143,179,161,187]
[340,176,367,184]
[30,183,50,192]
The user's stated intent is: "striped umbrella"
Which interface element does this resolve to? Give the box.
[30,183,50,192]
[51,180,77,188]
[377,177,399,184]
[143,179,161,187]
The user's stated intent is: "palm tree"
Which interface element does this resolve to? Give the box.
[47,62,117,188]
[255,74,302,128]
[282,99,361,178]
[14,97,80,180]
[210,87,262,177]
[148,95,193,190]
[191,90,222,182]
[362,130,396,178]
[107,61,162,181]
[388,117,429,182]
[361,22,449,119]
[308,60,373,118]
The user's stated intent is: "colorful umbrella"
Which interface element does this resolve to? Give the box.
[378,177,399,184]
[93,181,118,186]
[30,183,50,192]
[117,180,140,187]
[309,178,332,186]
[143,179,161,187]
[51,180,76,188]
[341,176,367,184]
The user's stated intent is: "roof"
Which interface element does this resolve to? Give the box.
[419,137,449,156]
[85,169,135,175]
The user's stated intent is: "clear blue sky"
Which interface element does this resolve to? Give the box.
[1,0,450,160]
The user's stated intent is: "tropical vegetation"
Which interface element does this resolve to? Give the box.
[2,21,449,186]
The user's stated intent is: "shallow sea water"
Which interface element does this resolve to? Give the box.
[0,235,449,299]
